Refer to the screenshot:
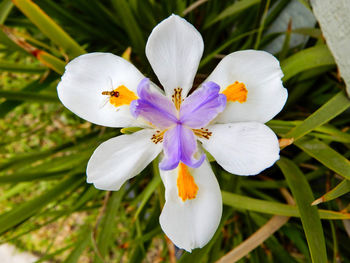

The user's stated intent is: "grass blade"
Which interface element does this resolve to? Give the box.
[0,60,46,73]
[12,0,85,58]
[35,50,66,74]
[0,170,68,183]
[65,230,92,263]
[295,137,350,180]
[0,0,13,24]
[0,90,58,102]
[95,189,125,262]
[204,0,260,28]
[281,44,335,81]
[111,0,145,55]
[312,179,350,205]
[0,174,83,235]
[284,91,350,141]
[133,161,161,221]
[217,215,289,263]
[221,191,349,219]
[278,157,327,263]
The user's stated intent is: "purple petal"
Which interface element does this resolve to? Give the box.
[179,81,226,128]
[159,124,205,170]
[130,78,177,129]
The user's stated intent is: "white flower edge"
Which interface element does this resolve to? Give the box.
[87,129,162,191]
[146,14,204,98]
[199,122,280,176]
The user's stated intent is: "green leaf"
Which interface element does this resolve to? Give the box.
[277,157,327,263]
[295,137,350,180]
[199,29,258,69]
[111,0,145,55]
[0,174,83,235]
[221,191,350,220]
[285,91,350,141]
[12,0,85,58]
[0,60,46,73]
[133,161,161,221]
[268,119,350,144]
[281,44,335,81]
[0,0,13,24]
[0,90,58,102]
[0,74,57,118]
[0,170,69,183]
[95,189,125,262]
[0,28,25,52]
[36,51,66,74]
[204,0,261,28]
[313,179,350,205]
[0,182,32,202]
[34,245,73,263]
[64,230,92,263]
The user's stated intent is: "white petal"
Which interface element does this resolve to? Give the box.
[57,52,147,128]
[159,159,222,252]
[199,123,280,176]
[87,129,162,191]
[205,50,288,123]
[146,14,204,97]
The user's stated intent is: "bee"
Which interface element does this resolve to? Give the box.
[101,90,119,97]
[99,77,119,109]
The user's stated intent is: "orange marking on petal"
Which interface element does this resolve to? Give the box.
[106,85,137,107]
[222,81,248,103]
[177,163,198,202]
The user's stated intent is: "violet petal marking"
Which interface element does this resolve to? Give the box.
[130,78,178,129]
[159,124,205,170]
[179,81,227,128]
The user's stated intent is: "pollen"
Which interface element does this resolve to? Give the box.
[102,85,137,107]
[177,163,198,202]
[222,81,248,103]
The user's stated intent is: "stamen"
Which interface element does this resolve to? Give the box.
[177,163,198,202]
[222,81,248,103]
[193,128,212,139]
[151,130,166,144]
[171,87,183,111]
[102,85,137,107]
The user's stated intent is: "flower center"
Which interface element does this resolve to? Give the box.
[222,81,247,103]
[177,162,198,201]
[102,85,137,107]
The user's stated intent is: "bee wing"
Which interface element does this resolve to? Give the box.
[107,76,114,90]
[99,97,110,109]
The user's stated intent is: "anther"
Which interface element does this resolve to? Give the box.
[193,128,212,139]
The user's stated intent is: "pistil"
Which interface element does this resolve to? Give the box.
[172,87,183,111]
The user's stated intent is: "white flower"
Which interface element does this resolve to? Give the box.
[57,14,287,252]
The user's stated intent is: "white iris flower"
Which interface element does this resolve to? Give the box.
[57,15,287,252]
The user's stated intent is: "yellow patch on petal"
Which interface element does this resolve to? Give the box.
[222,81,248,103]
[102,85,137,107]
[177,163,198,202]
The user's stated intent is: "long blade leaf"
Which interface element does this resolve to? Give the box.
[278,157,327,263]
